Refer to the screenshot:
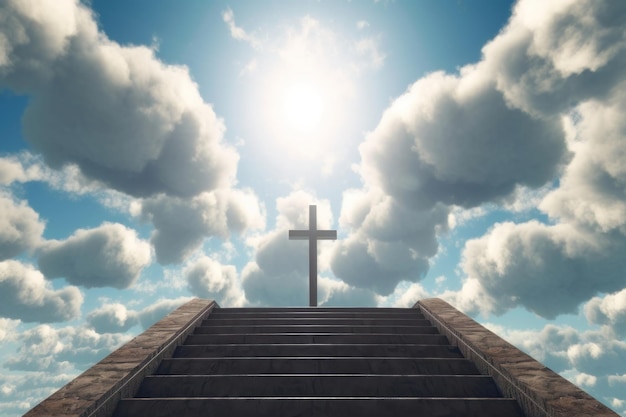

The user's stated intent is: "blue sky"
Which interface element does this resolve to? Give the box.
[1,0,626,415]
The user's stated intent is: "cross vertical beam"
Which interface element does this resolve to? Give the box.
[288,205,337,307]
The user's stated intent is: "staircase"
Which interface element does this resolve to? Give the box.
[114,307,525,417]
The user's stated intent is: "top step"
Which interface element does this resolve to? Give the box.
[216,308,417,313]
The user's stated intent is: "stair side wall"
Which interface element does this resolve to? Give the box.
[24,298,218,417]
[416,298,618,417]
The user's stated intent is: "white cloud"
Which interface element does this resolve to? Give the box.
[0,260,82,323]
[85,303,138,334]
[85,297,192,333]
[185,256,245,307]
[0,0,238,199]
[37,223,151,289]
[331,188,448,296]
[318,276,378,307]
[358,69,567,211]
[481,321,626,409]
[339,0,626,319]
[484,0,626,116]
[222,8,261,49]
[585,289,626,338]
[136,296,192,329]
[574,372,598,388]
[0,193,44,261]
[4,324,131,372]
[390,283,430,308]
[0,318,20,343]
[450,221,626,318]
[136,188,265,264]
[355,36,385,69]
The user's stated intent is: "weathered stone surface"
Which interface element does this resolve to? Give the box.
[417,298,619,417]
[23,298,217,417]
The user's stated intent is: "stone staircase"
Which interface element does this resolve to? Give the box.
[113,307,525,417]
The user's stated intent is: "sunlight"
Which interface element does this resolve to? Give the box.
[282,83,324,132]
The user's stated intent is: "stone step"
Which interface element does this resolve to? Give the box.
[215,307,417,313]
[135,375,501,398]
[194,324,438,334]
[201,317,426,326]
[209,311,422,319]
[156,357,481,375]
[185,333,449,345]
[173,344,463,358]
[115,397,525,417]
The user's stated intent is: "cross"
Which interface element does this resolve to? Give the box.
[288,205,337,307]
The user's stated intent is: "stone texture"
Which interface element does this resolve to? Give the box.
[114,306,525,417]
[24,298,217,417]
[417,298,619,417]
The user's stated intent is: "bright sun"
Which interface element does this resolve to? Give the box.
[282,83,324,132]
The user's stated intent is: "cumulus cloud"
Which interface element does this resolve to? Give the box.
[585,288,626,338]
[317,277,379,307]
[0,0,238,199]
[452,83,626,318]
[135,188,264,264]
[38,223,151,289]
[0,193,44,261]
[484,321,626,410]
[185,256,244,307]
[358,70,567,211]
[85,303,138,334]
[4,324,131,372]
[336,0,626,317]
[85,297,193,333]
[450,221,626,318]
[0,318,20,343]
[242,191,339,306]
[331,187,449,296]
[0,261,82,323]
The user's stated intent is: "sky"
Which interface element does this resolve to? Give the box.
[1,0,626,415]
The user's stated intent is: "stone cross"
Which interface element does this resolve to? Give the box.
[288,205,337,307]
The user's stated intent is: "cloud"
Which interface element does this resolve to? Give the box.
[484,321,626,410]
[136,296,192,329]
[0,0,238,199]
[4,324,131,372]
[336,0,626,317]
[134,188,265,264]
[85,303,138,334]
[331,188,448,296]
[222,8,261,49]
[0,318,20,343]
[358,69,567,210]
[483,0,626,117]
[241,191,338,306]
[37,223,151,288]
[85,297,193,333]
[450,221,626,318]
[451,67,626,319]
[185,256,244,307]
[0,260,82,323]
[317,276,379,307]
[355,36,385,69]
[585,288,626,338]
[0,193,44,261]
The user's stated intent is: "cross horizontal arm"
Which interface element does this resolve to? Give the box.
[289,230,310,240]
[316,230,337,240]
[289,230,337,240]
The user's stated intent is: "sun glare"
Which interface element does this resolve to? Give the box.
[283,83,324,131]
